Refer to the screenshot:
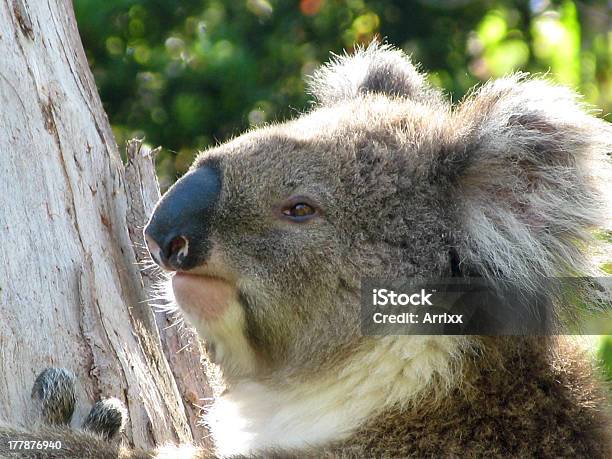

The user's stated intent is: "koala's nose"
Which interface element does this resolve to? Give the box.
[144,164,221,271]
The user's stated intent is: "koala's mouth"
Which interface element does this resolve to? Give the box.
[172,272,238,321]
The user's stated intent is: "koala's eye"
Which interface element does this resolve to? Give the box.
[284,203,315,218]
[278,198,319,223]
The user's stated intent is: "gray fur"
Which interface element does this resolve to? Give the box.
[82,398,127,441]
[31,367,76,426]
[31,368,127,440]
[190,62,610,380]
[451,75,611,295]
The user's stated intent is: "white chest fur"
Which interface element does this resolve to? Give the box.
[205,335,469,457]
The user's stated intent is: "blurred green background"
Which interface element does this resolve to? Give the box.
[73,0,611,377]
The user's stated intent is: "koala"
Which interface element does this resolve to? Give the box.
[1,42,611,458]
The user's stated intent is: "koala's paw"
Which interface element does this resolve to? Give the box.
[82,397,127,440]
[31,367,77,426]
[32,367,127,441]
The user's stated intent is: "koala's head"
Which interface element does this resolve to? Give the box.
[145,42,610,382]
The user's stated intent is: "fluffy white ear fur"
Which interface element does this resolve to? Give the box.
[205,335,472,457]
[307,41,444,107]
[451,75,612,295]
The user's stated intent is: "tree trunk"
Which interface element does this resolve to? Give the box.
[0,0,212,450]
[124,140,222,447]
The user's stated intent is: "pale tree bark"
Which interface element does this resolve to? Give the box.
[125,140,222,446]
[0,0,213,451]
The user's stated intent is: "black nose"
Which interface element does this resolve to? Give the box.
[144,163,221,271]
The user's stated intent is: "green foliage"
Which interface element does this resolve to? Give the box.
[74,0,610,365]
[74,0,611,186]
[598,335,612,381]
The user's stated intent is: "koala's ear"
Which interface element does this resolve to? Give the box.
[447,75,611,287]
[307,41,443,106]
